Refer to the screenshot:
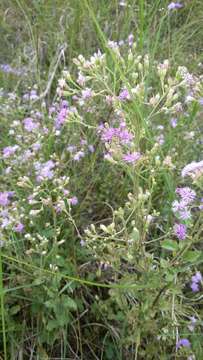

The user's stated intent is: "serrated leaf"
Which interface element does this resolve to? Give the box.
[161,240,179,251]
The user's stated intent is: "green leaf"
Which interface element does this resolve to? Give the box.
[182,250,201,263]
[161,240,179,252]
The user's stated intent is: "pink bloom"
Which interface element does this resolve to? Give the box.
[123,152,141,163]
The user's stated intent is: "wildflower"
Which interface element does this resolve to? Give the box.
[176,187,196,205]
[176,338,191,350]
[118,89,131,101]
[181,160,203,179]
[190,282,199,293]
[168,2,183,11]
[190,271,202,292]
[173,223,187,240]
[69,196,78,205]
[123,152,141,163]
[73,151,85,161]
[23,117,39,132]
[128,34,134,47]
[192,271,202,283]
[3,145,19,158]
[81,88,93,100]
[0,192,13,207]
[55,105,68,129]
[35,160,55,182]
[170,117,178,128]
[14,223,24,233]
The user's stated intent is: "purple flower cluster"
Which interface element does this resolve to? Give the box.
[172,187,196,233]
[99,123,133,145]
[23,117,39,132]
[118,89,131,101]
[55,100,69,129]
[122,152,141,164]
[3,145,19,158]
[35,160,55,182]
[190,271,202,292]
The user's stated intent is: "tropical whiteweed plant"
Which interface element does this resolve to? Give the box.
[0,35,203,359]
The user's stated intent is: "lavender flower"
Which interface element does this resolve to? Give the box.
[69,196,78,205]
[168,2,183,11]
[176,187,196,205]
[176,338,191,350]
[181,160,203,179]
[173,223,187,240]
[3,145,19,158]
[123,152,141,164]
[190,271,202,292]
[14,223,24,233]
[23,117,39,132]
[35,160,55,182]
[73,151,85,161]
[170,117,178,128]
[118,89,131,101]
[0,192,13,207]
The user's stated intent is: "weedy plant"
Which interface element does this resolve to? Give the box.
[0,0,203,359]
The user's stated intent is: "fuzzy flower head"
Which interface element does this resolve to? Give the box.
[181,160,203,180]
[176,338,191,350]
[23,117,39,132]
[173,223,187,240]
[35,160,55,182]
[123,152,141,164]
[176,187,196,205]
[3,145,19,158]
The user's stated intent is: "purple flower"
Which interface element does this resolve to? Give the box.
[190,282,199,293]
[0,192,13,206]
[170,117,178,128]
[55,107,68,129]
[3,145,19,158]
[192,271,202,283]
[181,160,203,179]
[176,338,191,350]
[123,152,141,164]
[35,160,55,182]
[173,223,187,240]
[23,117,39,132]
[69,196,78,205]
[168,2,183,10]
[73,151,85,161]
[81,88,93,100]
[176,187,196,205]
[128,34,134,47]
[190,271,202,292]
[14,223,24,233]
[118,89,131,101]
